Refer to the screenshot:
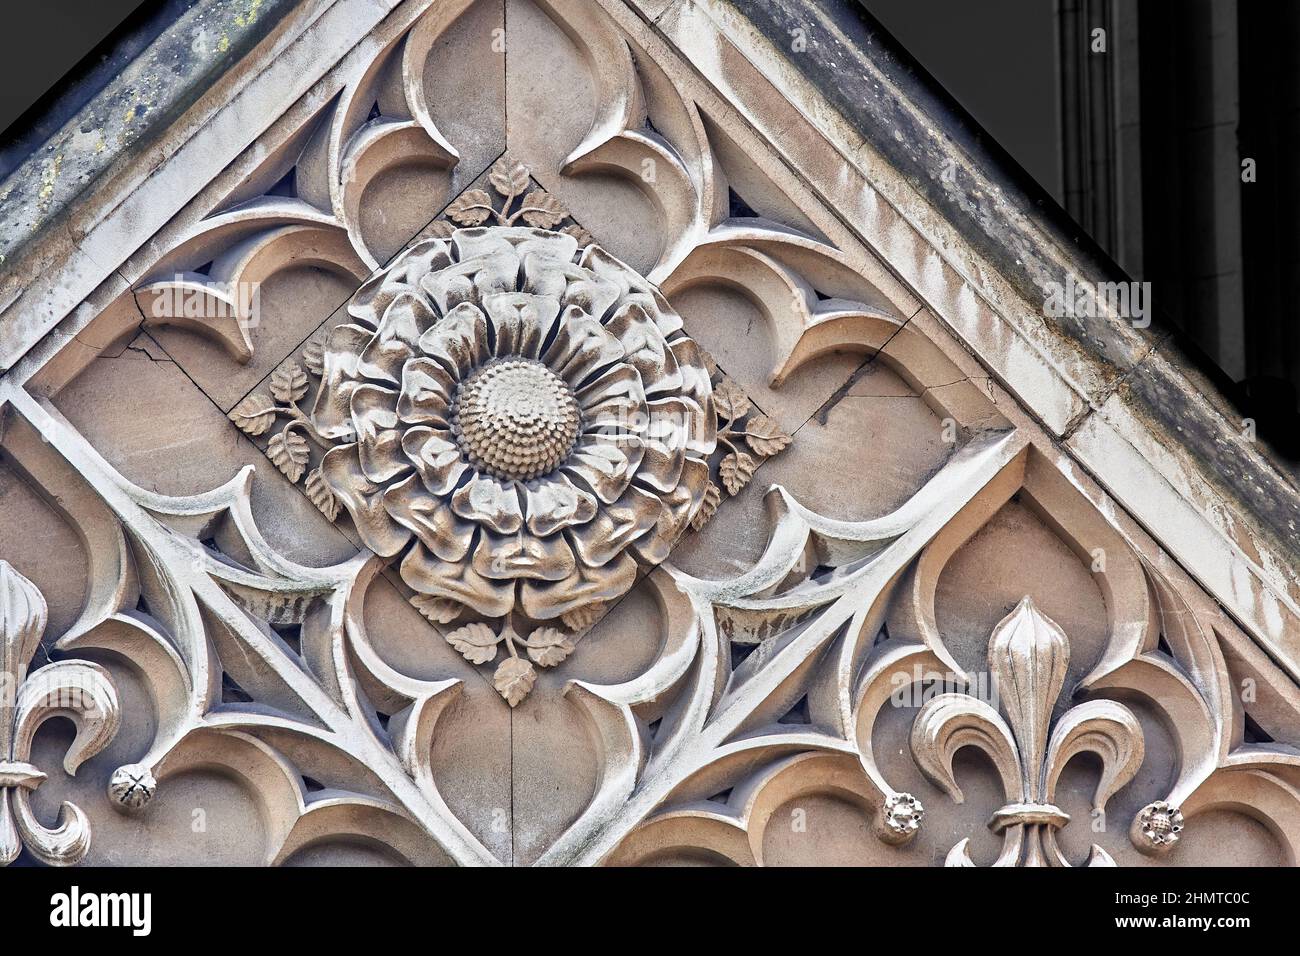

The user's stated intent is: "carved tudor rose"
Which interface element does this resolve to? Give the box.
[311,226,715,703]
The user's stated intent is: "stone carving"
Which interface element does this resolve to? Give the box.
[0,561,121,866]
[307,225,715,703]
[229,342,337,516]
[909,597,1144,867]
[536,434,1035,866]
[1,0,1296,869]
[690,365,792,530]
[107,764,158,811]
[0,392,503,865]
[1132,800,1185,853]
[433,156,593,244]
[880,792,926,842]
[226,159,609,528]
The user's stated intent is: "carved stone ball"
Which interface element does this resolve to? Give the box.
[881,792,925,842]
[109,764,157,812]
[1133,800,1185,854]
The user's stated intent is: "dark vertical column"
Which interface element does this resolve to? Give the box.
[1112,0,1144,275]
[1138,0,1245,379]
[1238,0,1300,455]
[1057,0,1144,278]
[1059,0,1112,249]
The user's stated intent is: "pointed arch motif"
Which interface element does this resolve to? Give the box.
[0,0,1293,867]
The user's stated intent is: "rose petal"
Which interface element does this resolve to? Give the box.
[670,337,715,413]
[566,485,661,566]
[633,440,685,493]
[349,383,400,443]
[541,305,626,386]
[420,246,516,312]
[359,427,414,484]
[472,529,576,581]
[562,441,635,504]
[506,228,580,262]
[397,357,456,426]
[520,251,622,319]
[348,238,452,327]
[310,323,374,440]
[604,303,682,396]
[451,474,524,534]
[483,291,559,359]
[320,443,412,557]
[520,553,637,620]
[418,302,491,376]
[356,333,410,388]
[579,246,684,338]
[400,426,466,495]
[401,542,514,618]
[647,394,714,457]
[633,399,694,492]
[453,228,577,266]
[355,293,436,385]
[576,363,645,412]
[631,457,708,565]
[524,475,598,535]
[382,476,476,561]
[581,389,645,435]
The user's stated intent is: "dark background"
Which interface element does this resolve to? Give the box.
[862,0,1300,458]
[2,0,1298,457]
[0,0,196,178]
[0,2,146,137]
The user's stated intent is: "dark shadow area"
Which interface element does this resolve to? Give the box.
[0,0,198,180]
[864,0,1300,460]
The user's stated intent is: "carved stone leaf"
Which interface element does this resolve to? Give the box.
[561,602,604,633]
[228,393,277,436]
[493,657,537,707]
[301,341,325,377]
[304,466,339,521]
[445,622,502,665]
[424,219,456,239]
[271,362,310,403]
[743,414,792,458]
[518,189,567,229]
[446,189,494,226]
[561,223,594,246]
[713,377,751,420]
[411,594,464,625]
[267,429,311,483]
[690,480,722,530]
[719,450,758,496]
[489,158,530,197]
[525,627,575,667]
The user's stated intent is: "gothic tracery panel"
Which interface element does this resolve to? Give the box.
[0,0,1295,869]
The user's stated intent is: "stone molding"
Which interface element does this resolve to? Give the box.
[0,0,1294,866]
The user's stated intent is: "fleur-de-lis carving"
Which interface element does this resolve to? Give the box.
[0,561,120,866]
[909,597,1145,867]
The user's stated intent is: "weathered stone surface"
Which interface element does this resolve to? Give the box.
[0,0,1294,871]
